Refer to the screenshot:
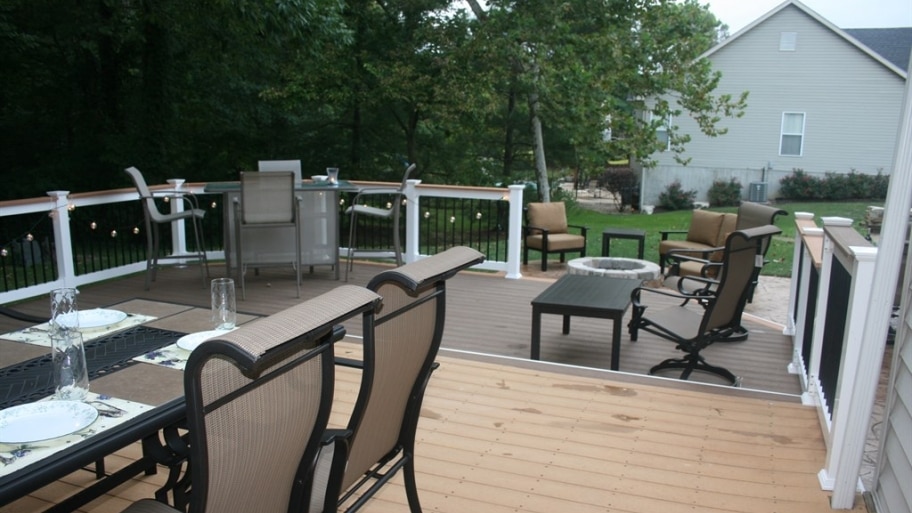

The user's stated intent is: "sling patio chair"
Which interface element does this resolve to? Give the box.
[234,170,303,299]
[628,225,782,386]
[125,166,209,290]
[308,246,485,513]
[118,284,382,513]
[344,162,416,281]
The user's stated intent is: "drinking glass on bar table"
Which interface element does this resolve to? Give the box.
[326,167,339,185]
[211,278,237,330]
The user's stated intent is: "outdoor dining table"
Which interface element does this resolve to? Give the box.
[204,179,359,280]
[0,299,258,511]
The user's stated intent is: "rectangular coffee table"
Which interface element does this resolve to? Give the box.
[530,275,640,371]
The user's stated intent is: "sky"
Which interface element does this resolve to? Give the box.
[704,0,912,33]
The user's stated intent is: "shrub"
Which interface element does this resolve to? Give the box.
[779,169,889,200]
[708,178,742,207]
[658,180,696,210]
[600,167,640,211]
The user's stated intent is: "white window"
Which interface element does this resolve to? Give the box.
[780,32,797,51]
[653,113,671,151]
[780,112,805,156]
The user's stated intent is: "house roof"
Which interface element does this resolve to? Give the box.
[843,28,912,71]
[702,0,909,79]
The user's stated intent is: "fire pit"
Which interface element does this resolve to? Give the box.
[567,257,661,282]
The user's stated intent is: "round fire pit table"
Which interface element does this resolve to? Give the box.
[567,257,661,282]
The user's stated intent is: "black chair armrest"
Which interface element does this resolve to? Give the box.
[523,224,550,237]
[659,229,688,241]
[665,247,719,277]
[631,284,705,307]
[568,224,589,237]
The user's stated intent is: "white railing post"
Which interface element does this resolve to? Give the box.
[404,179,421,264]
[167,189,189,259]
[789,225,822,404]
[505,185,525,279]
[819,244,878,503]
[47,190,76,288]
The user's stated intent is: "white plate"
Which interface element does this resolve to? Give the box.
[0,401,99,444]
[176,329,236,352]
[56,309,128,329]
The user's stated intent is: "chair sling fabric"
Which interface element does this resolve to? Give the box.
[235,171,301,299]
[344,163,416,280]
[311,246,485,513]
[119,285,382,513]
[124,167,209,290]
[629,225,781,386]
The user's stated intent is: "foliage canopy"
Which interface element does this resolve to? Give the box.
[0,0,745,200]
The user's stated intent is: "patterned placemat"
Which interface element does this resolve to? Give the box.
[0,393,152,477]
[0,313,157,348]
[0,326,185,409]
[133,344,192,372]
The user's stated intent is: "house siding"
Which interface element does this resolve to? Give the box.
[646,3,906,204]
[873,253,912,513]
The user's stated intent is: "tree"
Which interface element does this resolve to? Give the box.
[460,0,747,201]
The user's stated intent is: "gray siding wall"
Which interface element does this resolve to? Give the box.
[646,4,905,204]
[873,253,912,513]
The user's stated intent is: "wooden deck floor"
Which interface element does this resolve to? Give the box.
[1,261,864,512]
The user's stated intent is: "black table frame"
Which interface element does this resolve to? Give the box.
[530,275,639,371]
[0,325,193,510]
[601,227,646,259]
[0,398,186,510]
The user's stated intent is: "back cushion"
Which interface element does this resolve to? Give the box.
[686,210,725,247]
[527,202,568,234]
[716,213,738,247]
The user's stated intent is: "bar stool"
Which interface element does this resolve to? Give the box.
[124,167,209,290]
[344,163,415,281]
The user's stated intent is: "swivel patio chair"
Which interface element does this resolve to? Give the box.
[309,246,485,513]
[118,284,382,513]
[124,167,209,290]
[258,159,302,184]
[344,163,416,281]
[523,201,588,272]
[628,225,781,386]
[234,171,302,299]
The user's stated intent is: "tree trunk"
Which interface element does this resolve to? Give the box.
[501,88,516,180]
[529,92,550,202]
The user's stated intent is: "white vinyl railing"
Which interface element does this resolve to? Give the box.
[0,182,526,305]
[785,214,886,508]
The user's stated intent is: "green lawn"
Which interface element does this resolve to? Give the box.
[565,200,881,277]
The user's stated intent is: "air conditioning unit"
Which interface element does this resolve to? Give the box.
[749,182,768,203]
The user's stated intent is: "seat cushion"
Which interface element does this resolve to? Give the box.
[686,210,725,247]
[527,202,568,234]
[659,239,715,256]
[525,233,585,251]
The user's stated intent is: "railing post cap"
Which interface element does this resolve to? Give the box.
[821,216,853,227]
[794,212,814,220]
[47,191,70,197]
